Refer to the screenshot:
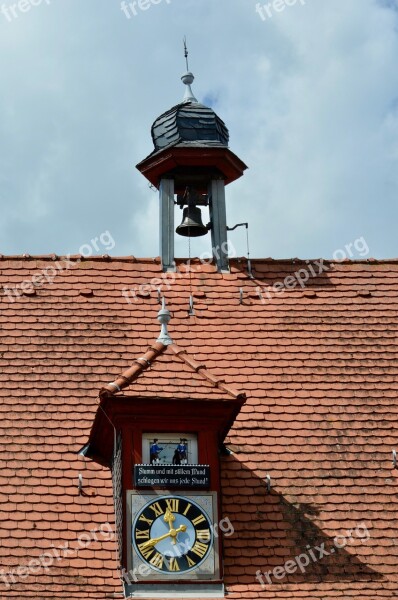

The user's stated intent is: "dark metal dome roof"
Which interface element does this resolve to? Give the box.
[151,100,230,152]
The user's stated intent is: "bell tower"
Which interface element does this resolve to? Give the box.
[136,59,247,273]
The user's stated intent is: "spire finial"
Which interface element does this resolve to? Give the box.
[181,37,198,104]
[156,297,173,346]
[184,36,189,71]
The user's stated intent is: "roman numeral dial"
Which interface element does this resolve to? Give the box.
[132,495,214,574]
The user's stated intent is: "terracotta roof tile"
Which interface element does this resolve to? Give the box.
[1,256,398,598]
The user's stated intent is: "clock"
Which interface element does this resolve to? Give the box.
[130,492,218,580]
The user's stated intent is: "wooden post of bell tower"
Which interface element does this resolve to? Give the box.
[159,179,175,272]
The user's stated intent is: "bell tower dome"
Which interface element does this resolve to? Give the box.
[136,57,247,272]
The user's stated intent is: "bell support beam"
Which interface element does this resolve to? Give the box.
[209,179,229,273]
[159,178,176,272]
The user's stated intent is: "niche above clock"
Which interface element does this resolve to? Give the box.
[142,433,198,465]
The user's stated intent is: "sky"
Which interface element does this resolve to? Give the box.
[0,0,397,260]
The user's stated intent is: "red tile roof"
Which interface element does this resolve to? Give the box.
[1,255,398,599]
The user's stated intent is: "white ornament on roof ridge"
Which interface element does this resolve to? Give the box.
[157,296,173,345]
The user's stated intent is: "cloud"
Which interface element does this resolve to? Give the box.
[0,0,397,259]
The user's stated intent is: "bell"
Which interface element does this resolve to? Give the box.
[176,205,208,237]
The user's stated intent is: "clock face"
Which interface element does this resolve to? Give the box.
[132,495,213,574]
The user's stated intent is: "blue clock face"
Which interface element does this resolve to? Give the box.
[132,495,213,574]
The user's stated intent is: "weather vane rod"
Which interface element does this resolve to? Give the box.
[183,36,189,71]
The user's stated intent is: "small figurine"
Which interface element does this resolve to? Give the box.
[150,439,163,465]
[177,438,188,465]
[172,448,181,465]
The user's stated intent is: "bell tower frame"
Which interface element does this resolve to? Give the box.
[136,62,247,272]
[136,146,247,272]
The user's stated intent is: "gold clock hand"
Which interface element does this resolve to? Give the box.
[164,508,176,528]
[164,508,177,545]
[139,524,187,550]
